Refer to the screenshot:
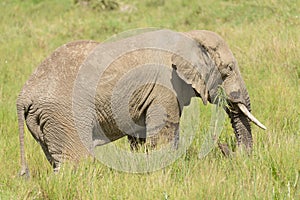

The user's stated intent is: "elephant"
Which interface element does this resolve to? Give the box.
[16,29,266,176]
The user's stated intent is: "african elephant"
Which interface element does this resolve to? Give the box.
[17,29,266,176]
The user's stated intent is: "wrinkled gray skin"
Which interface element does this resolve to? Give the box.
[17,29,264,176]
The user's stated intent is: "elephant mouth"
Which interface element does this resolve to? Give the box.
[207,90,266,130]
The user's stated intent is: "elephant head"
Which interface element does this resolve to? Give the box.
[172,30,266,153]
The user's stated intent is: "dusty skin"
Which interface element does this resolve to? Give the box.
[16,29,266,176]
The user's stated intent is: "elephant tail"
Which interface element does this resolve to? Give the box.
[16,99,30,178]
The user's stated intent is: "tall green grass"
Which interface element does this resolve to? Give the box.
[0,0,299,199]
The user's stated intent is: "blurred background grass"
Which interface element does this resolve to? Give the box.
[0,0,299,199]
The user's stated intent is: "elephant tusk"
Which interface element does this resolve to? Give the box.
[237,103,267,130]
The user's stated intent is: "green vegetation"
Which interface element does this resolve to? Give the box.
[0,0,299,199]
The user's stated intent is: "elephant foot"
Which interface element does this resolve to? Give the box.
[217,142,233,157]
[217,142,254,158]
[127,135,146,152]
[53,162,62,174]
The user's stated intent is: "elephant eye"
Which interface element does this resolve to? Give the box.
[228,63,233,71]
[221,64,234,80]
[221,74,228,80]
[220,69,228,79]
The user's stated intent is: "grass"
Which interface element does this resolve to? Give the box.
[0,0,299,199]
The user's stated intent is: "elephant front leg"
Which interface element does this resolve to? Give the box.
[127,135,146,151]
[145,99,180,150]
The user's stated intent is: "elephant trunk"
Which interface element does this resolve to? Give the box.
[226,90,265,153]
[228,107,253,152]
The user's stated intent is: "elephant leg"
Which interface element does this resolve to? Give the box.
[25,110,58,168]
[217,142,232,157]
[145,96,180,150]
[127,135,146,151]
[126,113,147,151]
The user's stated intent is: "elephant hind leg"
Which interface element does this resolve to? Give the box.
[25,111,57,166]
[25,107,64,171]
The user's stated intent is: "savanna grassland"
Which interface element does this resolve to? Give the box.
[0,0,299,199]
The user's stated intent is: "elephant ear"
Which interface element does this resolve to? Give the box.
[171,43,217,105]
[183,30,236,71]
